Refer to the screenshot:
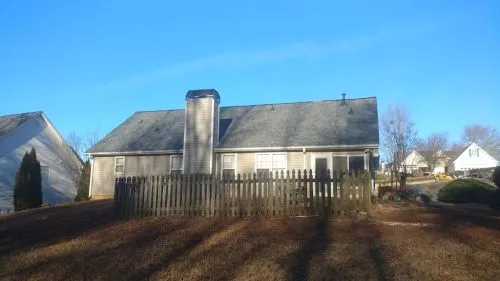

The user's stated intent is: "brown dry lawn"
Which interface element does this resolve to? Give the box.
[1,201,500,281]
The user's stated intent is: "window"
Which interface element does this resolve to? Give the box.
[255,153,286,175]
[222,154,236,177]
[349,156,365,172]
[332,156,348,172]
[469,148,480,157]
[170,155,183,175]
[114,157,125,174]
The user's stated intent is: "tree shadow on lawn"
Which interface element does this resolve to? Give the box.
[0,200,116,256]
[285,217,389,281]
[2,217,232,280]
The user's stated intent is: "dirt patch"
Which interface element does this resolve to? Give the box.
[1,201,500,280]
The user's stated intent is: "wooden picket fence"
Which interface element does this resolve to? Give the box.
[114,170,372,218]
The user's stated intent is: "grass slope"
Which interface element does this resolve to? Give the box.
[0,201,500,280]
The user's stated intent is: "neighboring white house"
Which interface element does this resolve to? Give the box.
[452,142,500,171]
[0,112,82,210]
[400,150,449,174]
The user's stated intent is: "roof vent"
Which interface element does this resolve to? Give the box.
[341,93,347,105]
[348,108,354,115]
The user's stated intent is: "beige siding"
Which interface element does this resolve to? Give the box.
[90,155,171,197]
[288,152,306,171]
[184,97,215,174]
[90,157,115,196]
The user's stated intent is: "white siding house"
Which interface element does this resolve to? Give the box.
[452,143,499,171]
[401,150,449,174]
[0,112,82,210]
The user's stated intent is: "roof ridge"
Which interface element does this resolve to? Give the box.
[220,96,377,109]
[132,97,377,113]
[0,111,43,118]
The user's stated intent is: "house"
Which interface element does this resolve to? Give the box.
[451,142,500,172]
[0,112,83,210]
[86,89,379,199]
[401,150,450,174]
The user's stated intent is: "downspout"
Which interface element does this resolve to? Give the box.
[88,156,94,199]
[302,147,306,170]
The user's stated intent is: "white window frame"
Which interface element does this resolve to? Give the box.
[330,152,366,171]
[254,152,287,173]
[114,156,125,175]
[221,154,237,175]
[170,155,183,174]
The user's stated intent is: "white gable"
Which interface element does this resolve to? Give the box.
[0,113,82,210]
[453,143,498,170]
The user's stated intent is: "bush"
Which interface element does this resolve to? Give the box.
[13,148,42,211]
[74,161,91,201]
[437,179,494,203]
[493,167,500,188]
[485,190,500,210]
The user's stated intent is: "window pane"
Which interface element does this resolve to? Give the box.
[115,165,124,173]
[170,170,182,176]
[116,158,124,165]
[272,153,286,169]
[256,154,271,169]
[171,156,183,170]
[257,168,270,177]
[222,169,235,178]
[222,155,235,169]
[332,156,347,172]
[349,156,365,172]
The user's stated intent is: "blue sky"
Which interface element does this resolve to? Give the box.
[1,0,499,145]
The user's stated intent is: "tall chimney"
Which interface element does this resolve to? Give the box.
[183,89,220,174]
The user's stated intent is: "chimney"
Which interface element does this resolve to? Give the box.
[183,89,220,174]
[341,93,347,105]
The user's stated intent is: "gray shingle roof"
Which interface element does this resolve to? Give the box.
[0,111,42,136]
[88,97,379,154]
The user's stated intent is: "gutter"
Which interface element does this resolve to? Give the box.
[86,144,379,156]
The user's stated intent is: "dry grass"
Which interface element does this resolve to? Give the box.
[1,201,500,281]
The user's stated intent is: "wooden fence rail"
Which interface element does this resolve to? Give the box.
[114,170,372,218]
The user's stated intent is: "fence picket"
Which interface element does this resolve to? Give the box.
[114,169,372,219]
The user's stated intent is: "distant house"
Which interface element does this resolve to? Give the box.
[401,150,450,174]
[451,142,500,172]
[0,112,82,210]
[86,89,380,199]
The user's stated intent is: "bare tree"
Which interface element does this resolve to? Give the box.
[460,124,500,152]
[381,105,417,189]
[415,133,449,174]
[65,129,100,201]
[66,130,99,162]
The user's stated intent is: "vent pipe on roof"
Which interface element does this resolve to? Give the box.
[341,93,347,105]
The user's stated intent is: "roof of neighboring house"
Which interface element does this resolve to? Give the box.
[452,142,500,163]
[0,111,42,136]
[88,97,379,154]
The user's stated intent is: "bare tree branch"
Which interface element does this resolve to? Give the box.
[381,105,417,189]
[415,133,449,173]
[461,124,500,152]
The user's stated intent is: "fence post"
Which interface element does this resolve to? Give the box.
[363,172,372,214]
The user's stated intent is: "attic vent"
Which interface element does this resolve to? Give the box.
[341,93,347,106]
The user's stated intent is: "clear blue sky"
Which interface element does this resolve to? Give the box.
[1,0,499,144]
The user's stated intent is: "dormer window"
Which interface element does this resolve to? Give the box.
[469,148,479,157]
